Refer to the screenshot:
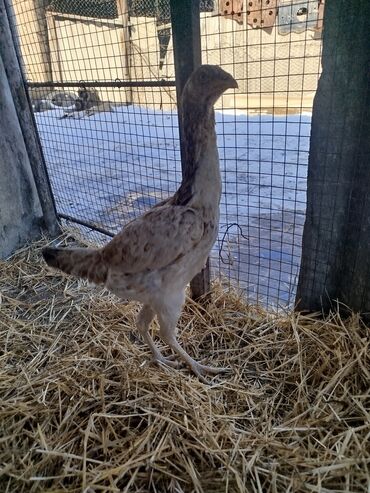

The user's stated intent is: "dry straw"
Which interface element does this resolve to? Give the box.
[0,235,369,492]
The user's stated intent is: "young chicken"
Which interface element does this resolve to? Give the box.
[43,65,238,382]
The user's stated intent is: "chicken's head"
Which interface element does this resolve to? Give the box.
[183,64,238,106]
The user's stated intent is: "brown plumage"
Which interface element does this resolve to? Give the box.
[42,65,238,382]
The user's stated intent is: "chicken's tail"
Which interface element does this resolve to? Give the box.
[42,247,108,284]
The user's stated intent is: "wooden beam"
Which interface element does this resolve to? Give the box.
[0,52,43,257]
[1,0,60,237]
[46,13,63,83]
[34,0,53,81]
[117,0,133,105]
[296,0,370,316]
[170,0,211,300]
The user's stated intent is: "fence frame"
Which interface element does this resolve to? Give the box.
[296,0,370,317]
[2,0,60,237]
[170,0,211,300]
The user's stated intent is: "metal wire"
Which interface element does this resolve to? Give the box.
[202,0,322,308]
[9,0,323,309]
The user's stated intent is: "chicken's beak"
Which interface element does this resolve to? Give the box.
[226,75,238,89]
[206,70,239,102]
[219,73,238,91]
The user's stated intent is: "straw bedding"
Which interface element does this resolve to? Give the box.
[0,236,369,493]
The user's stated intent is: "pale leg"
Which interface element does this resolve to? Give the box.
[155,294,229,383]
[136,304,179,368]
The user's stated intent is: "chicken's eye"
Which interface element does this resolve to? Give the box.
[199,72,207,83]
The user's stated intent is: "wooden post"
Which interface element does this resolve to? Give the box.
[170,0,211,300]
[46,12,63,83]
[33,0,53,82]
[1,0,60,237]
[0,39,43,257]
[296,0,370,316]
[117,0,133,105]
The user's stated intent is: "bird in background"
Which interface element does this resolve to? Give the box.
[42,65,238,382]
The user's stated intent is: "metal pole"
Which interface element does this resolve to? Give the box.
[170,0,211,300]
[170,0,201,175]
[28,80,176,89]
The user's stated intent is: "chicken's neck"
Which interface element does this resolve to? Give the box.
[173,100,221,208]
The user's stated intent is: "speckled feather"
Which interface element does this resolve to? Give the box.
[42,65,238,381]
[102,205,204,273]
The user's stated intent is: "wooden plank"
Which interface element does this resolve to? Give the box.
[261,0,277,29]
[219,0,244,25]
[170,0,211,300]
[246,0,277,29]
[52,12,125,27]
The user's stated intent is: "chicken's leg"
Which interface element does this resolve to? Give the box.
[136,305,179,368]
[156,300,229,383]
[162,333,229,384]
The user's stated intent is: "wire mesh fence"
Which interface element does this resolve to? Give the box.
[9,0,323,308]
[201,1,323,306]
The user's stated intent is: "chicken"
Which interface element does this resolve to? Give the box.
[42,65,238,381]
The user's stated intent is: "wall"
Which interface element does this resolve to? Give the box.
[201,13,322,111]
[12,5,322,111]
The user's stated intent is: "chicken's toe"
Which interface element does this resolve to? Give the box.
[152,355,181,369]
[197,363,231,375]
[190,362,231,383]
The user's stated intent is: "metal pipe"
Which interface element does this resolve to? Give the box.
[28,80,176,89]
[58,214,115,238]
